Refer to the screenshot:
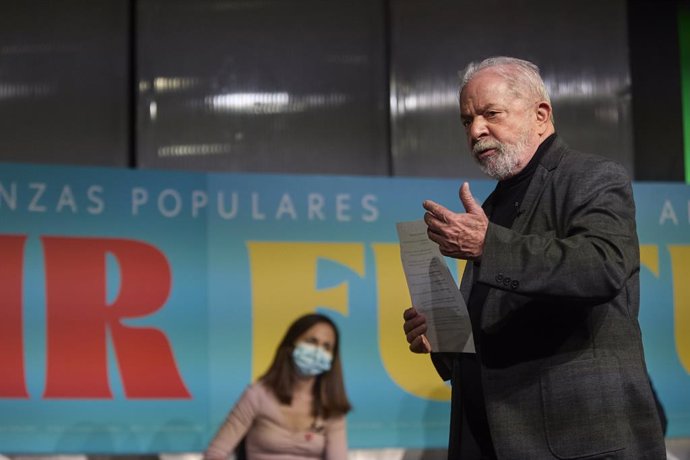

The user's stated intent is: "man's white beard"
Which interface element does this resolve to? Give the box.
[472,130,533,180]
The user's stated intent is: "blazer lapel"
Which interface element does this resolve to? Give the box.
[511,136,567,233]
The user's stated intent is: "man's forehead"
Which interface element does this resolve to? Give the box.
[461,74,511,109]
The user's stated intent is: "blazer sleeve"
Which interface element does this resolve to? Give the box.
[430,352,457,381]
[476,159,639,301]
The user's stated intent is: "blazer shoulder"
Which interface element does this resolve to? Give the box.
[544,139,631,181]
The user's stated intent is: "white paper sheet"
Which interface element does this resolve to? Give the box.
[396,219,475,353]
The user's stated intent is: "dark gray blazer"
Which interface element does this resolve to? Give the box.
[433,137,666,459]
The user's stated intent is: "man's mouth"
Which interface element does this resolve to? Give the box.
[475,147,497,160]
[472,138,502,161]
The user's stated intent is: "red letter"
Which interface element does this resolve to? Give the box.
[0,235,29,398]
[42,236,190,399]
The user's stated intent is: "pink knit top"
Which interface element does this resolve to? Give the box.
[204,382,348,460]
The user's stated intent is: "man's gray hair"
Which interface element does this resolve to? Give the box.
[459,56,551,106]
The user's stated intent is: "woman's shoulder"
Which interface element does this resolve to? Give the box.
[244,380,280,405]
[231,381,278,416]
[245,381,270,397]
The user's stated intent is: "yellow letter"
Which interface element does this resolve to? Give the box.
[640,244,660,277]
[247,242,364,379]
[372,243,450,401]
[668,245,690,374]
[456,259,468,284]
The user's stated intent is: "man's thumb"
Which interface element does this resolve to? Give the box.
[459,182,481,213]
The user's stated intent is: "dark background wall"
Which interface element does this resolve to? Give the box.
[629,0,686,181]
[0,0,687,180]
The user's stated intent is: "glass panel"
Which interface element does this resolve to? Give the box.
[0,0,129,167]
[136,0,388,175]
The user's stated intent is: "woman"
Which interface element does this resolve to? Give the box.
[205,313,352,460]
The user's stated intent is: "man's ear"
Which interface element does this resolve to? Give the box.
[535,101,552,133]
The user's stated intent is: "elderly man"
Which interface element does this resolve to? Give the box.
[403,57,666,459]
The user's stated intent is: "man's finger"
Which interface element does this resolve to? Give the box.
[459,182,482,214]
[406,323,428,344]
[423,200,450,222]
[426,229,443,246]
[403,314,427,335]
[409,334,432,354]
[403,307,418,320]
[423,211,443,227]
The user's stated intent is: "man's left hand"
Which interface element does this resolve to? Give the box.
[423,182,488,260]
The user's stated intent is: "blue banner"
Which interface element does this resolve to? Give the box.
[0,162,688,453]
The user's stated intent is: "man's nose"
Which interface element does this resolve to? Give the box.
[469,117,489,140]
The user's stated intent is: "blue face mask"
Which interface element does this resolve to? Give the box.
[292,342,333,377]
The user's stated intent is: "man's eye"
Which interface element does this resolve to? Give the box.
[461,119,471,127]
[486,111,498,118]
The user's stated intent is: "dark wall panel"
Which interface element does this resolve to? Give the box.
[629,0,685,181]
[136,0,389,175]
[1,0,685,182]
[0,0,129,167]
